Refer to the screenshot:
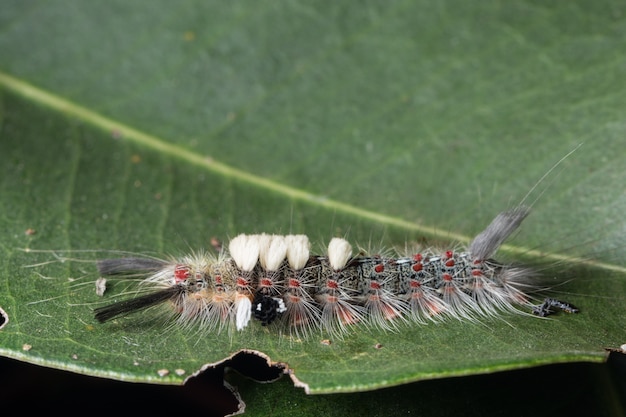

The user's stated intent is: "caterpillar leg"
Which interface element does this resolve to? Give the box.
[532,298,579,317]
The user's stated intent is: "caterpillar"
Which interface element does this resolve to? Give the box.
[93,205,579,338]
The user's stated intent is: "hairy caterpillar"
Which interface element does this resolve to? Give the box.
[93,205,578,338]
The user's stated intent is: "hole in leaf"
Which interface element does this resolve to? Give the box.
[0,307,8,330]
[227,350,285,383]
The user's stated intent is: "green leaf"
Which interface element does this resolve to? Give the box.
[1,0,625,414]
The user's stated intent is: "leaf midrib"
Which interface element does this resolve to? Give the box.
[2,70,624,275]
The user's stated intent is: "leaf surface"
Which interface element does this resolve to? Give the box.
[0,0,625,404]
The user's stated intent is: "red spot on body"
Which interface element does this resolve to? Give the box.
[327,280,339,290]
[374,264,384,273]
[427,301,445,315]
[215,275,223,284]
[174,265,190,282]
[442,273,452,282]
[260,278,272,287]
[413,253,422,262]
[382,304,399,320]
[445,250,453,259]
[237,277,248,287]
[445,259,455,267]
[444,285,456,294]
[339,307,359,324]
[292,312,309,326]
[412,262,423,272]
[471,269,483,276]
[410,280,421,288]
[289,278,301,288]
[370,281,381,290]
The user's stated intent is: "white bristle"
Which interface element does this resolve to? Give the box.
[260,234,288,271]
[285,234,310,270]
[235,295,252,331]
[229,234,260,272]
[327,238,352,270]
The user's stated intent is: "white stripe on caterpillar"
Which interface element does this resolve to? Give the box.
[93,206,579,338]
